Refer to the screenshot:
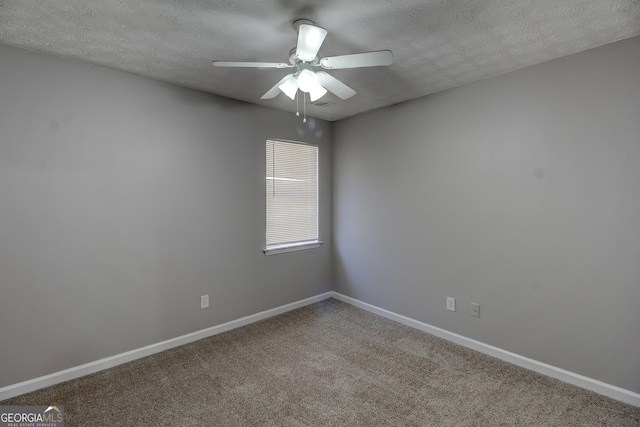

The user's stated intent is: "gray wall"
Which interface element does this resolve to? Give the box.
[333,36,640,393]
[0,44,332,387]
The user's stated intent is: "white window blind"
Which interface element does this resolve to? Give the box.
[266,139,319,251]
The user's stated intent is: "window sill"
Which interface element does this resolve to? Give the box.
[263,240,323,256]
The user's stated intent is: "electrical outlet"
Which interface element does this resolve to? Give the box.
[471,302,480,318]
[446,297,456,312]
[200,294,209,309]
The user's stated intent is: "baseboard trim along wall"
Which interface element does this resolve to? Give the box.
[0,292,332,401]
[328,292,640,407]
[2,291,639,407]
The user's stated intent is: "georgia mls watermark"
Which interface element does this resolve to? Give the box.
[0,406,64,427]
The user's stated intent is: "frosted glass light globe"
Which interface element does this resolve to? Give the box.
[296,69,319,93]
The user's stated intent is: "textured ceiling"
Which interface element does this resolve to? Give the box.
[1,0,639,121]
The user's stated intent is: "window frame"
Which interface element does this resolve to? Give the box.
[263,138,322,255]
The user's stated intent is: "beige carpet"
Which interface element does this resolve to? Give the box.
[3,298,639,426]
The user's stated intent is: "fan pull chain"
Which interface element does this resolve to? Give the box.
[303,92,307,123]
[295,90,300,117]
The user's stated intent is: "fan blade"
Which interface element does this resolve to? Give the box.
[316,72,356,100]
[261,74,295,99]
[212,61,292,69]
[296,24,328,62]
[320,50,393,69]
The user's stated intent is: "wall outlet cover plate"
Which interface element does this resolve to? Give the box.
[446,297,456,311]
[201,294,209,309]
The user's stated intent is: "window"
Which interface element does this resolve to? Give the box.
[265,139,321,255]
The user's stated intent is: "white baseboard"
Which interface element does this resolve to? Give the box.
[3,290,638,407]
[0,292,333,401]
[329,291,640,407]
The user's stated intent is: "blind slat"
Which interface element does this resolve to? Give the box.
[266,139,318,246]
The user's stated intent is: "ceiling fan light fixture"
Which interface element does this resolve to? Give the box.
[296,69,319,93]
[278,75,298,100]
[213,18,393,117]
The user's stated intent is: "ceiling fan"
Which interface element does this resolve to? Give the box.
[212,19,393,104]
